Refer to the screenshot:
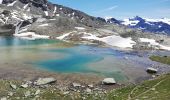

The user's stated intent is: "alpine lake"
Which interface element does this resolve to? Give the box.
[0,36,170,84]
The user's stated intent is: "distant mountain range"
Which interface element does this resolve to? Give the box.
[106,16,170,35]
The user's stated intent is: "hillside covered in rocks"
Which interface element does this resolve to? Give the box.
[0,0,170,50]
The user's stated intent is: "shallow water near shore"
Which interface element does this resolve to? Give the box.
[0,36,170,83]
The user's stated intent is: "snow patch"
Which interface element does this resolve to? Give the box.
[105,16,113,22]
[44,11,48,16]
[56,32,75,40]
[72,12,75,16]
[23,4,29,10]
[11,11,23,21]
[7,1,17,6]
[0,18,5,24]
[53,6,57,14]
[49,19,56,21]
[75,27,85,30]
[158,25,162,28]
[18,28,28,33]
[27,7,30,12]
[82,33,136,48]
[23,14,32,20]
[56,14,60,16]
[139,38,159,45]
[14,32,50,40]
[139,38,170,50]
[39,24,49,27]
[122,19,139,26]
[0,0,3,4]
[145,18,170,25]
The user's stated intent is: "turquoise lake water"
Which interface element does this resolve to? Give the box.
[0,36,154,82]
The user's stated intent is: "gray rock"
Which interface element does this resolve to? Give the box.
[10,83,17,89]
[8,92,13,96]
[102,78,116,85]
[21,83,28,88]
[24,91,31,97]
[81,85,85,88]
[63,91,69,95]
[16,97,20,99]
[72,83,81,87]
[1,97,7,100]
[35,89,41,95]
[88,84,94,88]
[151,88,156,91]
[85,88,92,93]
[34,77,56,85]
[146,67,158,73]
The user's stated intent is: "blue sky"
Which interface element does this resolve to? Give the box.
[49,0,170,19]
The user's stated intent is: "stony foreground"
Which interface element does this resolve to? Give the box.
[0,73,169,100]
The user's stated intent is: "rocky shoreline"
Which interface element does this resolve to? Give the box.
[0,69,166,100]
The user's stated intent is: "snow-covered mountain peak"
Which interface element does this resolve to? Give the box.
[144,18,170,25]
[119,16,170,35]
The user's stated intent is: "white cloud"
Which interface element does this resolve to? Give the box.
[94,5,118,13]
[156,8,170,14]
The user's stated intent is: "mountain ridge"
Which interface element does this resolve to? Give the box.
[106,16,170,35]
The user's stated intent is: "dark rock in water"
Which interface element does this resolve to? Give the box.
[146,67,158,74]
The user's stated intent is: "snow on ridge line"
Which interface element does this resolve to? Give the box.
[105,16,113,22]
[122,19,139,26]
[82,33,136,48]
[139,38,170,50]
[144,18,170,25]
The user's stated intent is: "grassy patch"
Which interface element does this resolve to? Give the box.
[107,74,170,100]
[149,55,170,65]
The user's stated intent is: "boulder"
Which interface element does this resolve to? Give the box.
[34,77,56,85]
[10,83,17,89]
[8,92,13,96]
[146,67,158,73]
[24,91,31,97]
[88,84,94,88]
[35,89,41,95]
[85,88,92,93]
[0,97,7,100]
[21,83,28,88]
[72,83,81,87]
[102,78,116,85]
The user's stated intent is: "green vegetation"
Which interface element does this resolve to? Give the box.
[149,55,170,65]
[108,74,170,100]
[1,74,170,100]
